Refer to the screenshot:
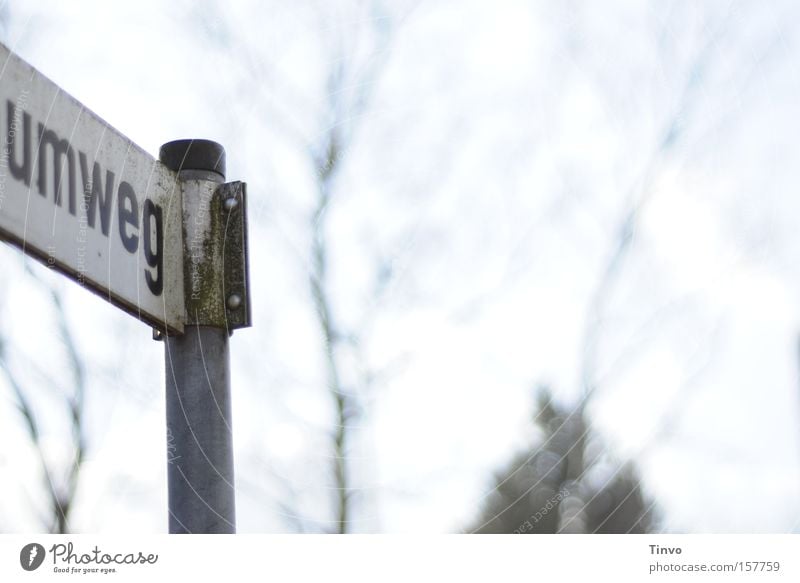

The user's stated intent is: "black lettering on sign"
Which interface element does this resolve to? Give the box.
[117,181,139,254]
[2,105,166,298]
[79,152,115,236]
[6,100,32,186]
[143,199,163,296]
[37,123,77,216]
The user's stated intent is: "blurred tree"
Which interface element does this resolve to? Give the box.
[0,10,87,535]
[0,274,87,533]
[469,386,656,534]
[186,0,419,533]
[468,1,748,537]
[307,1,397,533]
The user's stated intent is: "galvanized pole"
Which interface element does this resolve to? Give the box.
[158,139,249,534]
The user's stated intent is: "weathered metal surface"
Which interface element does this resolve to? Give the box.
[218,181,251,331]
[179,179,250,330]
[164,325,236,533]
[0,42,185,333]
[159,140,238,534]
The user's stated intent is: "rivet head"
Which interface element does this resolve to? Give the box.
[224,197,239,211]
[227,293,242,310]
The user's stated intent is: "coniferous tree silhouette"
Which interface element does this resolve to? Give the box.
[470,387,656,533]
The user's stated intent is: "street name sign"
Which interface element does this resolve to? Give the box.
[0,42,185,333]
[0,41,249,533]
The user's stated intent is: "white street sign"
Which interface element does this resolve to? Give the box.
[0,42,185,333]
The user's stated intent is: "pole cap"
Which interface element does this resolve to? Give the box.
[159,139,226,178]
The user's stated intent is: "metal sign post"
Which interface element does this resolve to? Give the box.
[0,42,251,533]
[158,140,250,534]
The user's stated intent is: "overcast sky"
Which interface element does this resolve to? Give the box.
[1,0,800,533]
